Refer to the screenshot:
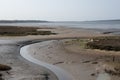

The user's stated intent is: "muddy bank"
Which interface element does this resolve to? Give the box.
[0,40,57,80]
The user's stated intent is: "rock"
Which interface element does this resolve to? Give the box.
[92,62,98,64]
[0,64,12,71]
[91,73,96,76]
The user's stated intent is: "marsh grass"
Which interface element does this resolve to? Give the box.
[0,26,56,36]
[65,36,120,51]
[103,62,120,75]
[86,36,120,51]
[73,39,89,48]
[64,39,89,48]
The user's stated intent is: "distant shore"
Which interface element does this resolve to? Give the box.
[0,20,48,23]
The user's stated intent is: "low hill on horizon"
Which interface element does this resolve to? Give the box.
[0,20,48,23]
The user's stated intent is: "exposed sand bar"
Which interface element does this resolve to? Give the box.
[0,27,110,40]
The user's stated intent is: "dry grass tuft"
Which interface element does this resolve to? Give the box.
[103,62,120,75]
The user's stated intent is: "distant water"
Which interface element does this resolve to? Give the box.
[0,20,120,29]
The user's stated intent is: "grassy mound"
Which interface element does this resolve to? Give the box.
[0,26,56,36]
[86,36,120,51]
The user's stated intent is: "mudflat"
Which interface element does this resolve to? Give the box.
[0,26,119,80]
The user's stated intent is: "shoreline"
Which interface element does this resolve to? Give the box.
[0,27,111,40]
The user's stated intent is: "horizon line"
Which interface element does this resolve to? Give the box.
[0,19,120,22]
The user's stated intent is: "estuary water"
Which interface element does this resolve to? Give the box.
[0,20,120,29]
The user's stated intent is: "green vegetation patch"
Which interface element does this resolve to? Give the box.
[0,26,56,36]
[64,39,89,48]
[72,39,89,48]
[86,36,120,51]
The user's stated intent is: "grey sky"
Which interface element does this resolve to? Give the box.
[0,0,120,21]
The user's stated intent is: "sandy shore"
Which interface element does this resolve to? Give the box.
[0,27,118,80]
[0,27,108,40]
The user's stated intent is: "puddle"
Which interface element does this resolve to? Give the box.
[97,73,111,80]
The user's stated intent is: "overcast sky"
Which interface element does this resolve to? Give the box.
[0,0,120,21]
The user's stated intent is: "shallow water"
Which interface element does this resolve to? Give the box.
[20,44,73,80]
[97,73,111,80]
[0,20,120,29]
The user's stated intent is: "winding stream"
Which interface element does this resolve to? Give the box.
[19,39,112,80]
[20,44,74,80]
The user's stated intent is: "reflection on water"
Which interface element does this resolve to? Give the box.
[97,73,111,80]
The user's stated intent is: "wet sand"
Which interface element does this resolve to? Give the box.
[0,40,57,80]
